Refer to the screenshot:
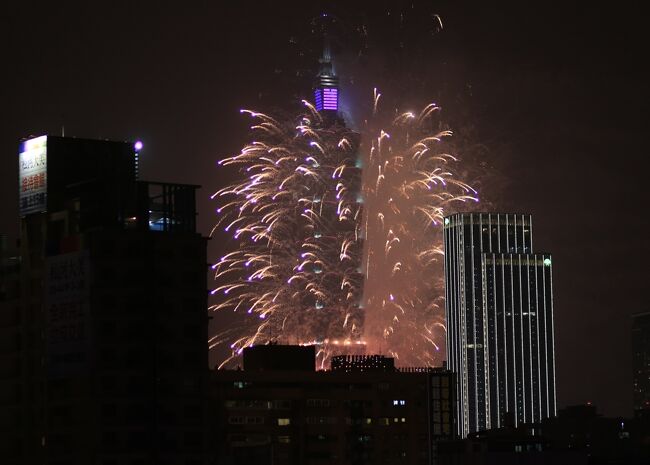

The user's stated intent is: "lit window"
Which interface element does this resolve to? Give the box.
[277,418,290,426]
[278,435,291,444]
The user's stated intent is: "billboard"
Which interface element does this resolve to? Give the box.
[19,135,47,216]
[45,250,90,374]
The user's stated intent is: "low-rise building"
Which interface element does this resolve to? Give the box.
[211,345,456,465]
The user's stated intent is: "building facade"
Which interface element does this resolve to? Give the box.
[0,235,36,463]
[632,312,650,411]
[444,212,556,437]
[212,346,456,465]
[1,135,209,465]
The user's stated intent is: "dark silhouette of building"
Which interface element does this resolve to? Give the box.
[0,235,28,463]
[0,135,209,464]
[444,213,556,437]
[437,423,585,465]
[438,404,650,465]
[632,312,650,412]
[244,344,315,372]
[212,346,456,464]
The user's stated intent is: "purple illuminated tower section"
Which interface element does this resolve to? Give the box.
[315,87,338,111]
[314,38,339,112]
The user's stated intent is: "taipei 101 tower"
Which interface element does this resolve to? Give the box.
[209,18,365,365]
[294,30,366,358]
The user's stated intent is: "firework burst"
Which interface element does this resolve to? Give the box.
[210,103,364,367]
[361,89,479,365]
[211,90,479,368]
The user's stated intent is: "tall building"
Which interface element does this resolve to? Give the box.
[1,135,209,464]
[443,212,556,437]
[212,345,456,465]
[300,40,364,350]
[632,312,650,411]
[0,235,30,463]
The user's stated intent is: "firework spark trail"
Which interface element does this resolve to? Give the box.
[212,91,479,368]
[211,104,364,367]
[361,90,479,366]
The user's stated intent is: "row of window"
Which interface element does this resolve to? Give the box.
[224,399,291,410]
[231,381,392,390]
[227,433,423,446]
[225,397,413,409]
[227,416,409,426]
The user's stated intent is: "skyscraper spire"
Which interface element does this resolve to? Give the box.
[314,29,339,112]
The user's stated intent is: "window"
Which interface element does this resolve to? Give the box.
[307,434,336,443]
[278,435,291,444]
[306,417,337,425]
[277,418,290,426]
[307,398,331,408]
[229,416,263,425]
[273,400,291,409]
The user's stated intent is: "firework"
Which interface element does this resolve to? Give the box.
[211,90,479,368]
[361,89,478,366]
[210,104,364,367]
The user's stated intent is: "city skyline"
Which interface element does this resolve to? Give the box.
[0,2,647,418]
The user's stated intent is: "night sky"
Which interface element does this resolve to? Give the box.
[1,1,647,417]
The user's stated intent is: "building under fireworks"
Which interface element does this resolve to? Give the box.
[211,345,456,464]
[443,212,557,437]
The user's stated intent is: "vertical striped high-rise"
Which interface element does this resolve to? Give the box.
[444,213,556,437]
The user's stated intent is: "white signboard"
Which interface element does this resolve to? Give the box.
[19,135,47,216]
